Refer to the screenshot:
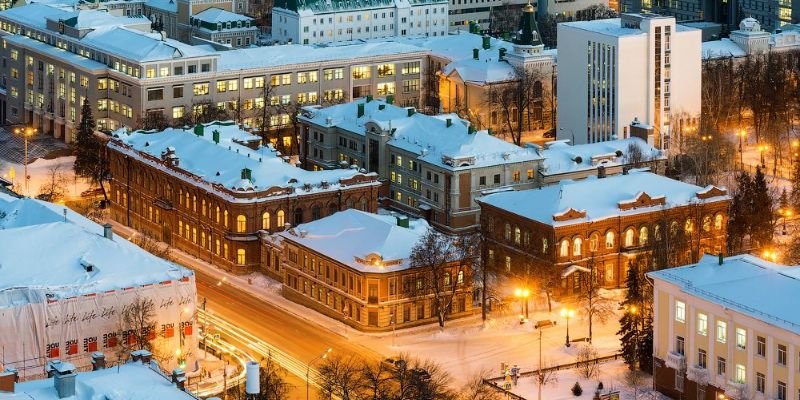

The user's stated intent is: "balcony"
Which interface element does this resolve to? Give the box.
[665,351,686,371]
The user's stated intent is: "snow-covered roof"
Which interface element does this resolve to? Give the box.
[301,98,543,170]
[145,0,177,12]
[10,361,195,399]
[4,34,108,72]
[649,254,800,335]
[559,18,644,37]
[0,194,192,306]
[278,209,430,273]
[701,38,746,59]
[109,122,377,200]
[539,137,664,176]
[478,170,729,227]
[193,7,254,23]
[216,41,426,71]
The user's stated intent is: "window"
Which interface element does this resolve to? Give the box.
[757,336,765,356]
[401,61,420,74]
[675,336,685,355]
[402,79,419,93]
[717,321,727,343]
[589,234,598,251]
[756,372,765,393]
[493,174,500,184]
[377,82,395,95]
[778,344,787,365]
[697,313,708,336]
[147,88,163,101]
[560,240,569,257]
[717,357,726,376]
[323,68,343,80]
[624,228,635,247]
[173,85,183,98]
[573,238,582,256]
[277,210,285,227]
[514,227,521,245]
[675,371,684,391]
[731,327,745,350]
[698,349,707,368]
[777,381,786,400]
[504,256,511,272]
[262,212,270,230]
[352,66,371,79]
[605,231,615,248]
[703,215,712,232]
[193,82,209,95]
[734,364,746,384]
[639,226,648,245]
[714,214,723,230]
[377,63,395,77]
[675,301,685,323]
[172,106,184,119]
[236,249,246,265]
[236,215,247,233]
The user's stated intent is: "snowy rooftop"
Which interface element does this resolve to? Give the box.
[649,254,800,335]
[193,7,254,23]
[478,170,729,227]
[0,194,192,306]
[4,34,108,72]
[559,18,643,37]
[278,209,430,273]
[9,361,195,399]
[702,38,746,59]
[301,98,543,170]
[539,137,664,176]
[145,0,177,12]
[109,122,377,198]
[216,41,426,71]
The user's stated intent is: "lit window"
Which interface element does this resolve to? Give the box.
[675,300,685,323]
[717,321,727,343]
[736,328,746,350]
[560,240,569,257]
[573,237,582,256]
[236,249,246,265]
[277,210,285,227]
[236,215,247,233]
[624,228,635,247]
[262,212,270,230]
[735,364,745,384]
[605,231,615,248]
[697,313,708,336]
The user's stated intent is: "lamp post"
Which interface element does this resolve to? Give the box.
[306,348,332,400]
[792,140,799,167]
[534,320,553,400]
[13,126,37,196]
[758,144,768,168]
[560,307,575,347]
[737,129,747,167]
[514,287,531,321]
[779,208,792,235]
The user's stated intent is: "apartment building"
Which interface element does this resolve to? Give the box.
[266,209,473,331]
[188,7,259,47]
[0,3,428,147]
[271,0,448,45]
[557,13,701,150]
[649,254,800,400]
[106,121,381,274]
[299,97,543,233]
[477,170,729,297]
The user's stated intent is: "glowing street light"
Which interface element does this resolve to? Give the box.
[13,126,37,196]
[306,348,332,400]
[514,287,531,321]
[762,249,778,262]
[560,307,575,347]
[758,144,768,167]
[736,130,747,167]
[779,208,793,235]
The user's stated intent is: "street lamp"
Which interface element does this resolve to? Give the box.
[762,249,778,262]
[306,348,332,400]
[736,129,747,167]
[758,144,768,168]
[514,287,531,321]
[534,320,554,400]
[779,208,793,235]
[560,307,575,347]
[792,140,799,166]
[13,126,37,196]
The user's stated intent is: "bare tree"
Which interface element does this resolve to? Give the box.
[130,232,171,260]
[578,254,614,343]
[458,371,502,400]
[37,163,68,202]
[486,64,550,146]
[260,353,292,400]
[575,345,599,380]
[174,101,230,127]
[623,368,647,400]
[120,295,156,351]
[138,109,170,131]
[318,354,363,400]
[409,228,468,329]
[360,359,391,400]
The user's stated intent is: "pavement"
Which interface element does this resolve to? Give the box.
[0,126,69,165]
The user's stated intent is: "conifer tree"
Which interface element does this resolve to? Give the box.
[750,166,774,248]
[791,161,800,210]
[727,171,753,253]
[72,98,108,200]
[618,258,653,373]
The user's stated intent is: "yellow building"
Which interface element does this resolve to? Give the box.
[649,254,800,400]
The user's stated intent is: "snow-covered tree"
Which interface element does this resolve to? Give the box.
[617,258,653,373]
[72,97,108,200]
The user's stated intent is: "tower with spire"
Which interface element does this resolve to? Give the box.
[505,0,547,68]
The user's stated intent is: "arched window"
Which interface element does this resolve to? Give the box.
[178,221,183,236]
[523,231,531,247]
[215,206,220,223]
[178,189,183,206]
[236,215,247,233]
[294,207,303,224]
[542,238,548,254]
[514,227,521,245]
[236,249,246,265]
[504,223,511,241]
[262,212,271,230]
[185,192,189,208]
[624,228,635,247]
[589,233,599,252]
[360,198,368,211]
[312,205,321,220]
[605,231,615,249]
[573,237,582,256]
[560,240,569,257]
[192,195,197,212]
[685,218,694,233]
[457,270,464,284]
[702,215,712,232]
[670,221,679,237]
[277,210,285,227]
[639,226,649,246]
[202,199,207,217]
[714,214,723,230]
[328,203,338,216]
[654,224,662,241]
[224,210,229,228]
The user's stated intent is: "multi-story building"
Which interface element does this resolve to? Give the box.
[299,97,543,233]
[0,193,197,375]
[267,209,473,331]
[188,7,259,47]
[271,0,448,45]
[0,3,429,146]
[703,17,800,59]
[477,170,729,297]
[621,0,800,32]
[106,121,381,274]
[557,13,701,151]
[649,254,800,400]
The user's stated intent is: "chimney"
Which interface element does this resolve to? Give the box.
[47,361,76,399]
[245,361,260,396]
[472,48,479,60]
[396,216,410,228]
[357,103,365,118]
[446,118,452,127]
[597,165,606,179]
[366,95,373,103]
[378,104,386,110]
[718,253,724,266]
[622,166,630,175]
[407,108,415,117]
[386,94,394,104]
[91,352,106,370]
[482,34,490,50]
[171,368,186,391]
[130,349,152,364]
[103,223,113,240]
[499,47,507,60]
[194,123,204,136]
[0,368,17,394]
[212,129,220,144]
[241,168,252,181]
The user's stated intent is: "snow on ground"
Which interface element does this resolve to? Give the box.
[3,156,91,199]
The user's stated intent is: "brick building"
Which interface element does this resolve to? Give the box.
[477,170,730,297]
[106,121,381,274]
[265,209,473,331]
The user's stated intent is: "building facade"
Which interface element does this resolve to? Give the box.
[0,3,429,146]
[271,0,448,45]
[557,14,701,151]
[299,97,543,233]
[649,254,800,400]
[478,171,729,297]
[266,209,473,331]
[189,7,259,47]
[106,121,381,274]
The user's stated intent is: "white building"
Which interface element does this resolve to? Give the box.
[702,17,800,59]
[0,193,197,376]
[271,0,448,45]
[556,13,701,151]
